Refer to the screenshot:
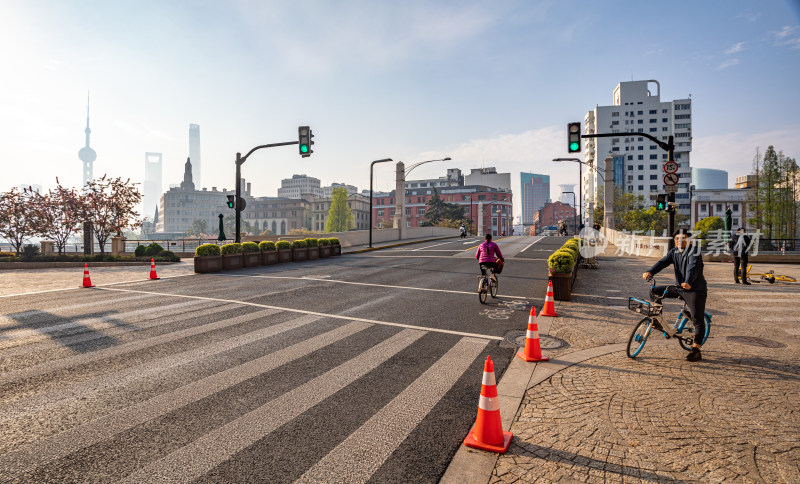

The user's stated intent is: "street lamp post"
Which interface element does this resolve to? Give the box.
[552,158,583,230]
[369,158,393,248]
[400,156,451,234]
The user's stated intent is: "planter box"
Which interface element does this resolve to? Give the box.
[331,244,342,256]
[242,252,261,267]
[291,247,307,262]
[222,253,243,271]
[194,255,223,273]
[307,247,319,260]
[262,251,278,265]
[549,271,573,301]
[319,246,331,258]
[278,249,292,263]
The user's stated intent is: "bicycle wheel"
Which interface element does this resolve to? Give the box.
[678,313,712,350]
[490,277,498,298]
[478,279,488,304]
[627,318,652,358]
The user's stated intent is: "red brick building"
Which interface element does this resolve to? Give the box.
[372,185,513,236]
[533,201,576,234]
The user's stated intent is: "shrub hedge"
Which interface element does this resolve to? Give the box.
[291,239,307,249]
[304,238,319,247]
[220,243,242,255]
[134,245,146,257]
[145,243,164,257]
[195,244,221,257]
[327,238,340,245]
[259,241,277,251]
[547,238,581,273]
[276,241,291,250]
[318,238,330,247]
[241,242,260,253]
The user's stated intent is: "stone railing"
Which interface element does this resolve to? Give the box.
[602,228,670,258]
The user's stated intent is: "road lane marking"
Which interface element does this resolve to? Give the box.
[359,255,543,261]
[412,241,460,251]
[0,294,151,328]
[0,308,278,386]
[463,236,514,251]
[0,321,373,480]
[296,336,487,483]
[0,273,196,299]
[0,314,323,425]
[520,237,544,253]
[98,287,505,341]
[121,328,425,484]
[209,273,529,299]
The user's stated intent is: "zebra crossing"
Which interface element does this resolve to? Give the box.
[0,287,500,483]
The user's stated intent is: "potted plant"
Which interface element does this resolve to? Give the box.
[328,237,342,256]
[221,242,244,270]
[194,243,222,273]
[259,241,278,265]
[318,238,331,258]
[241,241,261,267]
[276,240,292,262]
[291,239,308,262]
[305,238,319,260]
[548,248,576,301]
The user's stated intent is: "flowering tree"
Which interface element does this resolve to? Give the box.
[0,188,36,255]
[30,179,86,254]
[84,176,143,254]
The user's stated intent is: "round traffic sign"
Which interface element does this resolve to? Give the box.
[663,173,679,186]
[663,161,678,174]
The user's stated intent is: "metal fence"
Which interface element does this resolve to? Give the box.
[124,239,237,253]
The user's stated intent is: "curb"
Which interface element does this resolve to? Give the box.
[0,261,181,270]
[342,236,458,254]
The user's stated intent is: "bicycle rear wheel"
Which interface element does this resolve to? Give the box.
[478,279,488,304]
[627,317,652,358]
[677,313,711,350]
[490,277,498,298]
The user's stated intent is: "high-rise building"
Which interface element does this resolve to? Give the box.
[143,152,162,220]
[692,168,728,190]
[277,174,322,199]
[464,167,511,191]
[584,80,692,221]
[78,93,96,187]
[322,183,358,197]
[189,124,201,189]
[520,173,550,227]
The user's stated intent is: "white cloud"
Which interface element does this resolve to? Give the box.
[775,25,795,38]
[772,25,800,49]
[716,58,740,70]
[725,42,745,54]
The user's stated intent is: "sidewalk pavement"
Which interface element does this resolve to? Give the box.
[447,245,800,483]
[342,235,458,254]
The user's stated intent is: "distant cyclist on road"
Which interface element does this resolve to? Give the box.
[476,233,504,279]
[460,224,467,238]
[642,229,708,362]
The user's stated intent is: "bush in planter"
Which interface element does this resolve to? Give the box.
[304,238,319,247]
[134,244,146,257]
[291,239,307,249]
[157,250,181,262]
[276,241,291,250]
[145,243,164,257]
[220,243,242,255]
[195,244,221,256]
[259,241,277,251]
[318,238,331,247]
[241,242,260,253]
[548,250,575,273]
[327,237,340,245]
[560,244,579,260]
[21,244,41,261]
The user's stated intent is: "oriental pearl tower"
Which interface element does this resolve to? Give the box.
[78,93,96,187]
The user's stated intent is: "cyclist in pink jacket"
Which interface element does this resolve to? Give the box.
[476,233,504,277]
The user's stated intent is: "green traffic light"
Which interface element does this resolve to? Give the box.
[569,142,579,151]
[300,144,309,153]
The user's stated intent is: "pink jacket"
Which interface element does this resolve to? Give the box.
[476,241,503,263]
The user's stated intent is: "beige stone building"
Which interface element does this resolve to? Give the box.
[311,193,370,232]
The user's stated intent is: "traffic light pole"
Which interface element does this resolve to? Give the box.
[579,132,676,248]
[234,140,299,243]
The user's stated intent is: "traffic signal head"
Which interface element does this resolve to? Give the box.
[226,195,235,209]
[568,122,581,153]
[655,194,666,211]
[298,126,313,158]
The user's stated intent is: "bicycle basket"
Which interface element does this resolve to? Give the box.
[628,297,662,316]
[494,259,504,274]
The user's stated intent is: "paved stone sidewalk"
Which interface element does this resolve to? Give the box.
[492,248,800,483]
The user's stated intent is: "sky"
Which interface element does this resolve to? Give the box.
[2,0,799,222]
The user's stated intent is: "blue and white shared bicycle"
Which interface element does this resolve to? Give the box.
[626,276,711,359]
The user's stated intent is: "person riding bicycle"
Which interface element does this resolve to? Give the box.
[642,229,708,362]
[476,233,504,279]
[460,224,467,238]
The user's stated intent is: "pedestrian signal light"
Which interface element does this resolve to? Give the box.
[298,126,313,158]
[656,194,666,211]
[568,122,581,153]
[226,195,235,209]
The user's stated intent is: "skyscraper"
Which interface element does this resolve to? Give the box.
[143,152,163,220]
[520,173,550,227]
[189,124,201,188]
[78,93,96,187]
[584,80,692,221]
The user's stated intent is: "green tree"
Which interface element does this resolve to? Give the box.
[749,145,799,240]
[222,216,253,238]
[325,187,354,232]
[186,219,208,237]
[694,216,724,240]
[422,188,467,227]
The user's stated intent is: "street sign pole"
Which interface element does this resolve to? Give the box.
[667,136,675,248]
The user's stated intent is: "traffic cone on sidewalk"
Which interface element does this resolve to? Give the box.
[149,258,159,280]
[81,263,95,288]
[540,280,558,317]
[463,355,513,453]
[516,307,549,362]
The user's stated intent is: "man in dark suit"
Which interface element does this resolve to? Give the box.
[730,227,752,285]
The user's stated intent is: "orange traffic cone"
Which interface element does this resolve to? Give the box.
[463,355,513,453]
[81,263,95,288]
[149,258,159,280]
[540,280,558,317]
[517,307,549,362]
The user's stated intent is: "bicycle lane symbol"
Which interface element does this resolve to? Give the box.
[479,299,532,320]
